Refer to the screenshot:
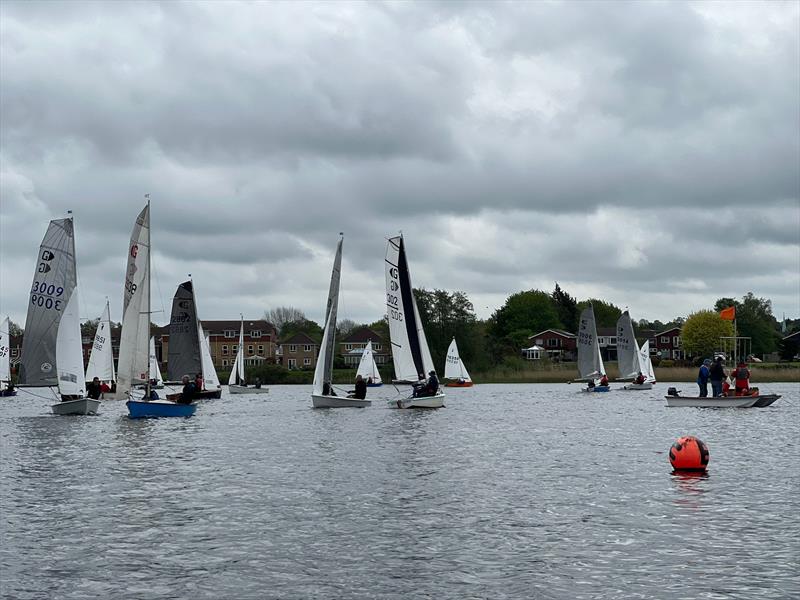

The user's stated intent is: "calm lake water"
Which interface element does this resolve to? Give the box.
[1,383,798,600]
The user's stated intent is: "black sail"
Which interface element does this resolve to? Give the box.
[167,281,202,381]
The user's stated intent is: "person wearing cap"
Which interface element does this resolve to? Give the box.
[697,359,711,397]
[732,361,751,396]
[709,356,726,397]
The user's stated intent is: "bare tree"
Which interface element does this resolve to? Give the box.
[264,306,307,333]
[336,318,360,338]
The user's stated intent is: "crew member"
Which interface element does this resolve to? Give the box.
[697,359,711,397]
[709,356,726,397]
[349,375,367,400]
[86,377,102,400]
[732,361,751,395]
[599,374,609,387]
[177,375,196,405]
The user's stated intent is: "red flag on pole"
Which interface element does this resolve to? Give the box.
[719,306,736,321]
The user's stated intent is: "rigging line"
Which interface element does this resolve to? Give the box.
[16,387,60,401]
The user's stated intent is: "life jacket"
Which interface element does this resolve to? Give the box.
[734,367,750,385]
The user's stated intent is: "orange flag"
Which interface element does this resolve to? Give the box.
[719,306,736,321]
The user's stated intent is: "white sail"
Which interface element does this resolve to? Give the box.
[313,237,343,396]
[0,316,10,384]
[228,318,246,386]
[198,323,220,389]
[85,300,116,383]
[577,305,604,380]
[639,340,656,382]
[444,338,471,381]
[385,235,436,382]
[149,337,163,386]
[116,204,151,398]
[615,311,640,380]
[55,273,86,397]
[356,340,382,384]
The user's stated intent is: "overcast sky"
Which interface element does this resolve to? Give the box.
[1,1,798,330]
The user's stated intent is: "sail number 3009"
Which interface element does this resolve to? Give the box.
[30,281,64,311]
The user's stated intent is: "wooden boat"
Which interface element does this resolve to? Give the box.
[385,235,444,409]
[444,338,473,387]
[0,316,16,397]
[229,316,269,394]
[19,216,97,416]
[312,235,370,408]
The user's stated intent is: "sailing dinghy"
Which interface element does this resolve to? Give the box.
[356,340,383,387]
[444,337,473,387]
[164,280,222,401]
[615,310,654,390]
[117,202,197,418]
[229,316,268,394]
[19,217,99,415]
[575,305,608,392]
[85,299,116,387]
[312,235,370,408]
[0,316,16,397]
[385,235,444,408]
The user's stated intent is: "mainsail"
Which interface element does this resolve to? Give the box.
[149,336,163,386]
[85,300,116,383]
[576,305,605,381]
[228,318,246,386]
[313,236,342,396]
[356,340,382,384]
[20,218,80,388]
[167,281,202,381]
[385,235,435,382]
[444,338,471,382]
[615,311,640,380]
[639,340,656,383]
[0,316,11,384]
[116,204,151,397]
[199,324,220,389]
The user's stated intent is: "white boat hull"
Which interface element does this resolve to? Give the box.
[312,394,371,408]
[51,398,101,415]
[665,395,760,408]
[229,385,269,395]
[623,382,654,390]
[390,392,445,409]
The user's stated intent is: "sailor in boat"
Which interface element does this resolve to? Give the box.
[194,372,204,392]
[254,378,262,389]
[413,371,440,398]
[587,379,596,389]
[86,377,102,401]
[100,380,111,397]
[599,374,609,387]
[697,359,711,397]
[177,374,196,405]
[634,372,646,385]
[348,374,367,400]
[709,356,726,397]
[322,381,336,396]
[732,361,751,396]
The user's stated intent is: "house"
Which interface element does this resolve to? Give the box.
[338,327,391,368]
[636,329,658,356]
[276,332,319,370]
[596,327,618,361]
[654,326,684,360]
[160,319,278,370]
[525,329,577,361]
[522,345,545,360]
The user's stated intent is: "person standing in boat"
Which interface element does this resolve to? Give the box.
[697,359,711,397]
[732,361,751,395]
[349,374,367,400]
[709,356,726,397]
[86,377,102,401]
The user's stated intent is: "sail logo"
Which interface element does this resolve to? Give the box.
[389,267,398,279]
[178,300,191,309]
[389,281,399,291]
[40,362,53,373]
[60,373,78,384]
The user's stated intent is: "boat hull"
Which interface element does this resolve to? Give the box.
[229,385,269,395]
[127,399,197,418]
[166,389,221,401]
[622,382,654,390]
[391,392,445,409]
[0,389,18,397]
[366,383,383,388]
[312,394,371,408]
[664,395,760,408]
[51,398,101,415]
[445,381,473,388]
[751,394,782,407]
[581,386,610,393]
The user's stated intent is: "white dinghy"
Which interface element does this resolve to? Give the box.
[229,315,269,394]
[20,216,99,415]
[356,340,382,387]
[616,310,655,390]
[385,235,444,408]
[575,304,608,392]
[85,299,116,389]
[444,337,473,387]
[312,235,370,408]
[0,316,16,397]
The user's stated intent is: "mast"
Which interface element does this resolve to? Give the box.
[145,194,151,400]
[239,313,244,385]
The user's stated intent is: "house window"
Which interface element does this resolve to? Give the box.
[289,345,297,353]
[257,345,264,353]
[304,344,312,352]
[247,345,254,354]
[345,344,353,351]
[222,345,228,355]
[222,359,228,367]
[373,343,381,350]
[251,330,261,338]
[674,336,681,347]
[232,345,238,352]
[609,337,617,345]
[673,349,681,358]
[661,336,669,344]
[598,337,606,345]
[547,338,559,347]
[304,357,311,366]
[288,358,297,369]
[224,330,236,338]
[536,338,545,345]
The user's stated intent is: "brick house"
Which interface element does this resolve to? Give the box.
[276,332,319,370]
[338,327,390,368]
[596,327,618,361]
[525,329,577,361]
[654,326,684,360]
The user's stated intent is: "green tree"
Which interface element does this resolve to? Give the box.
[682,310,734,359]
[713,293,780,356]
[280,319,323,344]
[487,290,562,360]
[551,283,578,332]
[7,320,23,336]
[576,299,622,328]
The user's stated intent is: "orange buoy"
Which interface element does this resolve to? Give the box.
[669,436,710,472]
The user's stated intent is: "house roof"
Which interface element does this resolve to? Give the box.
[340,327,385,344]
[782,330,800,342]
[655,326,682,336]
[158,319,277,338]
[281,331,318,345]
[529,328,576,339]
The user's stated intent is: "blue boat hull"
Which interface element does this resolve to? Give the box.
[126,400,197,419]
[592,386,610,392]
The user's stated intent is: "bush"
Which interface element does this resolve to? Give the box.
[659,359,675,368]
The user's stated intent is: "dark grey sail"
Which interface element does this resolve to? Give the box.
[167,281,202,381]
[19,218,77,386]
